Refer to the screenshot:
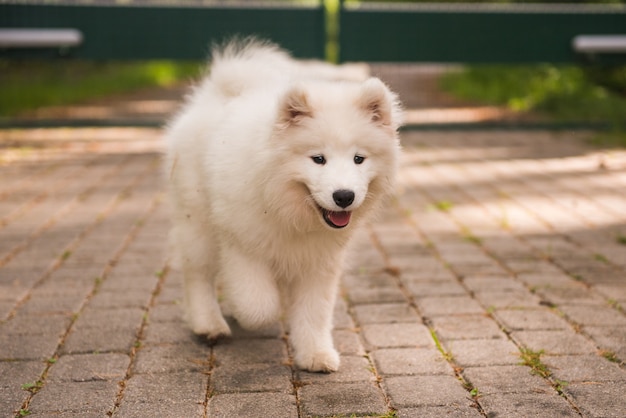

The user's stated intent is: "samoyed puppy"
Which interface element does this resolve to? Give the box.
[164,39,401,372]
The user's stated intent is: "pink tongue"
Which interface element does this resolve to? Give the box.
[328,211,351,227]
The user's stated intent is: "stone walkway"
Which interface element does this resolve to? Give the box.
[1,66,626,417]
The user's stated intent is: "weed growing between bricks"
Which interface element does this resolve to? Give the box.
[518,347,551,379]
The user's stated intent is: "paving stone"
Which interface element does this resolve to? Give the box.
[384,375,470,408]
[62,307,145,354]
[494,308,570,331]
[397,405,483,417]
[133,343,210,374]
[47,353,129,382]
[417,296,484,317]
[0,360,44,414]
[298,355,374,384]
[213,338,287,366]
[430,314,504,340]
[544,355,626,383]
[361,323,434,349]
[347,259,387,277]
[395,258,455,282]
[28,380,119,414]
[0,333,63,361]
[0,299,17,320]
[2,313,72,337]
[584,326,626,361]
[17,292,87,315]
[209,392,297,418]
[344,285,406,304]
[404,280,467,298]
[564,381,626,418]
[353,303,418,324]
[154,283,183,305]
[559,304,626,327]
[462,275,527,293]
[341,272,395,289]
[448,262,509,277]
[333,329,365,356]
[299,381,387,417]
[535,285,605,305]
[212,363,293,393]
[143,321,196,344]
[511,330,598,355]
[88,289,153,309]
[371,224,425,253]
[594,283,626,304]
[118,372,206,416]
[447,339,520,367]
[473,290,542,310]
[515,272,575,288]
[462,365,552,395]
[61,323,139,355]
[435,245,488,265]
[372,347,452,376]
[35,273,98,295]
[148,303,184,323]
[389,252,455,273]
[478,392,578,417]
[332,297,355,329]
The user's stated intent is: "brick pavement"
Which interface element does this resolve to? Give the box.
[2,68,626,417]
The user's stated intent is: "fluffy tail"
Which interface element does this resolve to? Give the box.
[208,37,292,98]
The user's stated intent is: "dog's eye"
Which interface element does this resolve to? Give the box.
[354,155,366,165]
[311,155,326,165]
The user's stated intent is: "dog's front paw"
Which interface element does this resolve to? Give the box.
[295,348,340,373]
[188,316,232,341]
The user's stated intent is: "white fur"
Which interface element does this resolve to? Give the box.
[164,39,401,372]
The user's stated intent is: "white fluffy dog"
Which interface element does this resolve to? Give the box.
[164,39,401,372]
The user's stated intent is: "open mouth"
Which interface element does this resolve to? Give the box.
[320,207,352,229]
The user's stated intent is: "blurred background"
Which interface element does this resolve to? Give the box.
[1,0,625,144]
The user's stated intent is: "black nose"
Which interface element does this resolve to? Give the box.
[333,189,355,209]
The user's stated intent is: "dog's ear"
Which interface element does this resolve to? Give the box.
[358,78,398,128]
[279,85,313,126]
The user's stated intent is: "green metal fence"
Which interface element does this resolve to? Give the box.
[339,2,626,63]
[1,1,625,63]
[0,1,326,60]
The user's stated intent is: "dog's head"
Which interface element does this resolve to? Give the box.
[267,78,402,232]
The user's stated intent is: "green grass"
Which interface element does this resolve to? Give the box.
[430,329,454,362]
[600,350,621,363]
[0,60,202,117]
[519,347,551,378]
[21,380,43,393]
[440,64,626,145]
[432,200,453,212]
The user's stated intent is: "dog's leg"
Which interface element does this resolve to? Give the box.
[288,272,340,372]
[182,260,231,340]
[220,245,281,330]
[176,224,231,340]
